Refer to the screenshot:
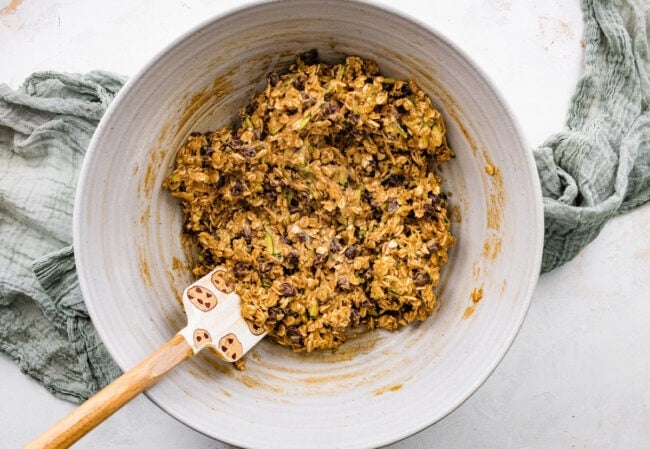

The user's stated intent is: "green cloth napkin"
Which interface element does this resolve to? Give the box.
[0,0,648,402]
[535,0,649,271]
[0,72,125,402]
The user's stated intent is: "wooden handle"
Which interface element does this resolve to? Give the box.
[25,333,193,449]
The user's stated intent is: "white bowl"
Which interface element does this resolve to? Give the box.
[74,1,543,448]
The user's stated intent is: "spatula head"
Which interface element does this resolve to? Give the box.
[178,267,266,362]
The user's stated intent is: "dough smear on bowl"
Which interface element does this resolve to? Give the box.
[164,50,456,352]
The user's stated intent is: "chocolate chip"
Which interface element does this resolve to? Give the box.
[238,146,256,158]
[286,326,302,337]
[267,72,280,87]
[268,307,283,320]
[321,100,340,116]
[400,83,412,96]
[361,300,374,309]
[330,238,342,253]
[430,191,448,203]
[344,244,359,260]
[197,336,202,341]
[382,173,407,187]
[370,203,383,221]
[299,48,319,65]
[214,174,227,190]
[427,241,440,254]
[231,180,244,196]
[413,270,431,286]
[201,251,215,266]
[423,202,437,217]
[200,146,214,157]
[228,136,243,148]
[424,192,444,217]
[245,101,257,116]
[233,262,248,279]
[279,283,296,297]
[428,192,441,205]
[293,75,306,91]
[195,287,202,293]
[401,303,414,313]
[396,104,408,116]
[286,250,299,266]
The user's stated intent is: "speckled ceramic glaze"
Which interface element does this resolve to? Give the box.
[73,1,543,448]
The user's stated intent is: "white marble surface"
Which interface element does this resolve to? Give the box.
[1,0,648,448]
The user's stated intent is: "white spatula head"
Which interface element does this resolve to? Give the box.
[178,267,266,362]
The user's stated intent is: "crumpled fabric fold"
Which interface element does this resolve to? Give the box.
[0,71,125,402]
[534,0,649,271]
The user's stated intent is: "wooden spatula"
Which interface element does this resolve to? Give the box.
[25,267,266,449]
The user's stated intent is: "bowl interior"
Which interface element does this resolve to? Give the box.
[74,2,543,448]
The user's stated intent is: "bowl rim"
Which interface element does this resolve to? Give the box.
[73,0,544,447]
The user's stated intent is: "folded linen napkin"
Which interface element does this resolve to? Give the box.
[0,0,648,402]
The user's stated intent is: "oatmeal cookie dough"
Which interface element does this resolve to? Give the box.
[165,50,456,352]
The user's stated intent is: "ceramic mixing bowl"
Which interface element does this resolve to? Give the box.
[73,1,543,448]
